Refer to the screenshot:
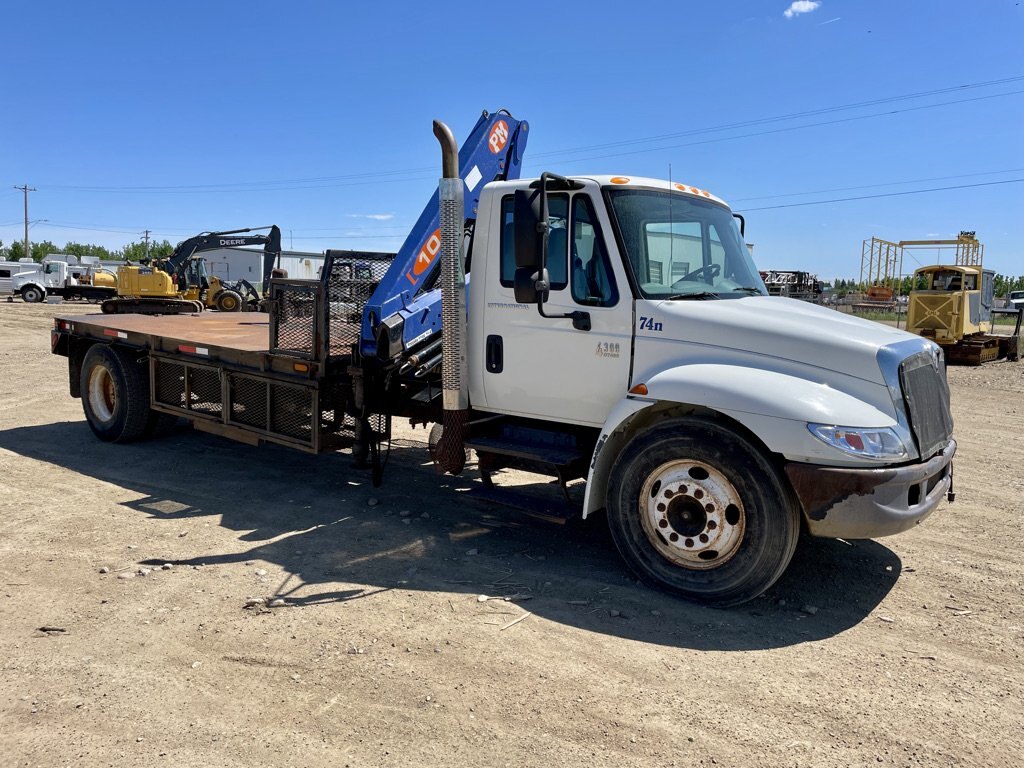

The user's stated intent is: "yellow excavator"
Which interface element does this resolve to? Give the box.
[102,226,282,315]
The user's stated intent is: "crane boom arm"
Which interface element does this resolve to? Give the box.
[360,111,529,357]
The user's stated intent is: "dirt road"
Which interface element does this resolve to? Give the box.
[1,302,1021,767]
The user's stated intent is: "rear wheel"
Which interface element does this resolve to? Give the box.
[80,345,153,443]
[215,289,243,312]
[21,285,45,303]
[607,416,799,607]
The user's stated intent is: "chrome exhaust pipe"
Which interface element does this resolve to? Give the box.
[432,119,468,474]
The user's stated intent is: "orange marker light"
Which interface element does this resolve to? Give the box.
[629,383,649,395]
[293,362,310,373]
[610,176,630,184]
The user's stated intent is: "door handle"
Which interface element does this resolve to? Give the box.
[486,334,503,373]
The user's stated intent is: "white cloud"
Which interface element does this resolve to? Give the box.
[784,1,821,19]
[346,213,395,221]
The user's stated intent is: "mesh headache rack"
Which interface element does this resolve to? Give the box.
[269,250,396,361]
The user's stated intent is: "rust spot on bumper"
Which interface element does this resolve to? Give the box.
[784,440,956,539]
[785,464,896,522]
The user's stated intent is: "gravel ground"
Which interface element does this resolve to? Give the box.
[0,301,1021,767]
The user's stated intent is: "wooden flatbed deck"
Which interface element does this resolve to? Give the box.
[57,312,271,354]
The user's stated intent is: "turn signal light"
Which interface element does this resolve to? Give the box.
[629,383,648,395]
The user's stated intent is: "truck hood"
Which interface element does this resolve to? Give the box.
[641,295,920,384]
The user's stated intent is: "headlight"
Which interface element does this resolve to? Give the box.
[808,423,909,461]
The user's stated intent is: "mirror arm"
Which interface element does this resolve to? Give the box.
[532,171,589,330]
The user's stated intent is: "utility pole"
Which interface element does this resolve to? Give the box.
[14,185,36,260]
[142,229,151,261]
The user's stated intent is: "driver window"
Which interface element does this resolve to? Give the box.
[44,263,60,274]
[499,194,568,290]
[570,196,617,307]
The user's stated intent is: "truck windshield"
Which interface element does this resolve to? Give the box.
[605,188,765,299]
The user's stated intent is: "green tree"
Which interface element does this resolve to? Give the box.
[118,239,174,263]
[64,241,113,260]
[30,240,59,262]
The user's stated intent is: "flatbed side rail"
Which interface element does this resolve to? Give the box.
[148,352,353,454]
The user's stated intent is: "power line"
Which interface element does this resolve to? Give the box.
[528,75,1024,159]
[729,167,1024,202]
[20,75,1024,194]
[14,175,1020,238]
[528,89,1024,168]
[734,178,1024,212]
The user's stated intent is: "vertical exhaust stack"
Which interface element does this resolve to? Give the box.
[433,119,469,474]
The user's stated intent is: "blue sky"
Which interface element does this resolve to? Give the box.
[2,1,1021,280]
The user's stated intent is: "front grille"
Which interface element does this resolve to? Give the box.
[899,351,954,460]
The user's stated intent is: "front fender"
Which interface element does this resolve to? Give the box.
[643,364,897,463]
[582,364,901,518]
[646,364,892,425]
[16,282,45,296]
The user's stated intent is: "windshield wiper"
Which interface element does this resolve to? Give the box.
[733,286,763,295]
[664,290,720,300]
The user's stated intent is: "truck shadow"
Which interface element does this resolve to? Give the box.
[0,420,903,652]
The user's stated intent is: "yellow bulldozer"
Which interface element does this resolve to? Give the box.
[905,233,1021,365]
[102,226,281,315]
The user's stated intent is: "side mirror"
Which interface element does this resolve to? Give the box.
[514,267,549,304]
[514,188,542,270]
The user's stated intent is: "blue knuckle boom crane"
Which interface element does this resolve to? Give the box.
[360,110,528,360]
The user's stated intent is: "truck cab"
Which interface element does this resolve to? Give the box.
[464,174,954,603]
[16,259,117,303]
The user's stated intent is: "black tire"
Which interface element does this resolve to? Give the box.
[215,289,243,312]
[80,345,153,443]
[21,285,45,303]
[606,416,799,607]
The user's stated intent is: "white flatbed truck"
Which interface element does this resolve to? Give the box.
[50,115,956,606]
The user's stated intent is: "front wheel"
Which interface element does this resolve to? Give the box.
[607,416,799,607]
[21,286,45,303]
[215,289,243,312]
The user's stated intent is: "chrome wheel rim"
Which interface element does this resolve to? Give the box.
[639,459,745,569]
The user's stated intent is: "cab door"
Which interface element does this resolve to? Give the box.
[480,185,633,427]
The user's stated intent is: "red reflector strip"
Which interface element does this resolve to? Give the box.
[103,329,128,339]
[177,345,209,356]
